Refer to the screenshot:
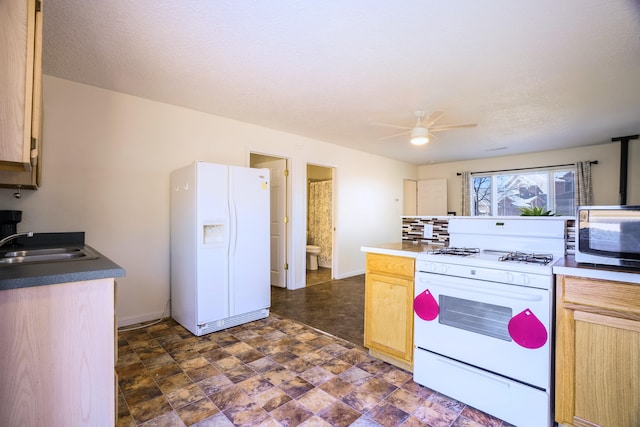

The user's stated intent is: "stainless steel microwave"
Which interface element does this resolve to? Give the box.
[575,205,640,268]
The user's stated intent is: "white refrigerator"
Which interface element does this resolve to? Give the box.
[170,161,271,336]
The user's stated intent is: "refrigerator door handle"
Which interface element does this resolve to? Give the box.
[229,198,237,256]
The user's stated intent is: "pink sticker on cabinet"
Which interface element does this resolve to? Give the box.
[508,308,548,349]
[414,289,439,321]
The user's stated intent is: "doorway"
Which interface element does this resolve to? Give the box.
[250,153,288,288]
[306,164,334,286]
[403,179,417,215]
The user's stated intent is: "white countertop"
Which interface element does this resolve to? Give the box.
[361,242,441,258]
[553,256,640,285]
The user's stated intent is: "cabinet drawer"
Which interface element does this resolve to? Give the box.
[560,275,640,317]
[366,253,415,278]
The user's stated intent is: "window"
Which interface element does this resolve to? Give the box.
[470,168,575,216]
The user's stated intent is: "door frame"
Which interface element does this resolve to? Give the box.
[249,152,292,289]
[306,162,336,283]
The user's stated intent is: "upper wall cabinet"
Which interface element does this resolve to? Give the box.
[0,0,43,189]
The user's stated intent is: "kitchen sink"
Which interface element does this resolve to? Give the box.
[0,246,99,265]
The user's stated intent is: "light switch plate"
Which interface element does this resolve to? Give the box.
[423,224,434,238]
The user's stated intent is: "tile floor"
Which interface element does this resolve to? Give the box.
[117,313,513,426]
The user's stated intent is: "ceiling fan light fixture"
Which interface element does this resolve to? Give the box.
[410,127,429,145]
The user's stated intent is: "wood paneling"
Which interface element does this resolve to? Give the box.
[0,279,116,426]
[366,253,415,278]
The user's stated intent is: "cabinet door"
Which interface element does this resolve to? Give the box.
[0,0,42,187]
[556,275,640,427]
[364,272,414,363]
[573,311,640,427]
[0,279,116,426]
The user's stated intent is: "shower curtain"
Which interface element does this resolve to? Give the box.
[308,180,332,268]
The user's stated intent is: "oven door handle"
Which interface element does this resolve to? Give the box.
[436,357,512,387]
[417,278,544,302]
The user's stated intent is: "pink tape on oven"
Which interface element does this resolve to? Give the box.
[414,289,439,321]
[508,309,548,349]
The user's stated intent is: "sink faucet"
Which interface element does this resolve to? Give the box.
[0,231,34,249]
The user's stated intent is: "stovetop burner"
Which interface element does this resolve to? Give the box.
[429,247,480,257]
[498,251,554,265]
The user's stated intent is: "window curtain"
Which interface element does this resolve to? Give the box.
[575,161,593,207]
[461,171,471,215]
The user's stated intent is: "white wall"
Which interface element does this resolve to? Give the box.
[0,76,417,326]
[418,142,640,214]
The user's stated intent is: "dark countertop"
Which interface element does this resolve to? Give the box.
[0,232,125,291]
[553,255,640,285]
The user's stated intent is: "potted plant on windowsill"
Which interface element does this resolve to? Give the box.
[518,206,558,216]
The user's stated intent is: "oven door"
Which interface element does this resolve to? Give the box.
[414,271,552,390]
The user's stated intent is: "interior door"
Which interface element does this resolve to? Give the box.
[252,158,288,288]
[403,179,417,215]
[417,179,447,215]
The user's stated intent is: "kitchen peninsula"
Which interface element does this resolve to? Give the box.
[0,233,125,427]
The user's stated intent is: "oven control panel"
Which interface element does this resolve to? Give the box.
[416,260,554,290]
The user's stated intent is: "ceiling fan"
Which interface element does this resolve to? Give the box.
[374,110,477,145]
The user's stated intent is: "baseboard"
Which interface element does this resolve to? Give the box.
[117,311,166,328]
[333,269,365,280]
[289,281,306,290]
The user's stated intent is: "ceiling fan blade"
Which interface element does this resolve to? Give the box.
[424,110,445,127]
[371,122,412,130]
[378,130,410,140]
[429,123,478,132]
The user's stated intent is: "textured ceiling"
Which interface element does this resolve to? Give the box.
[42,0,640,165]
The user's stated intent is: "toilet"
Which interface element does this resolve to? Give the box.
[306,245,321,270]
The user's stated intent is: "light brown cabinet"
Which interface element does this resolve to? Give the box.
[555,274,640,427]
[0,0,43,189]
[0,278,116,426]
[364,253,415,371]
